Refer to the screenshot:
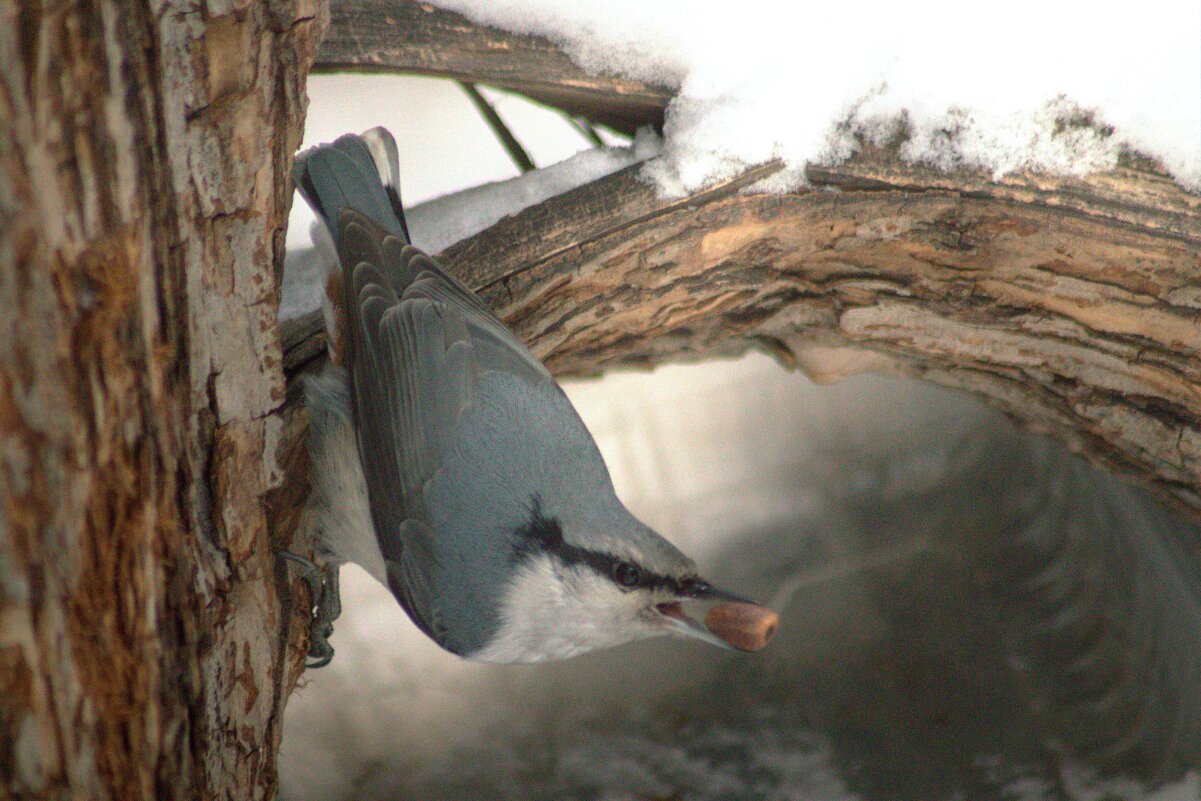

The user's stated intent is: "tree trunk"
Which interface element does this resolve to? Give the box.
[0,2,322,798]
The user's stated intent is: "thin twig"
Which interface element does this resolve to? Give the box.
[459,82,536,173]
[563,113,607,148]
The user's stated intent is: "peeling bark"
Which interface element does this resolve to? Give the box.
[0,1,323,798]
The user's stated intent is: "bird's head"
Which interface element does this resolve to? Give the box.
[469,496,776,663]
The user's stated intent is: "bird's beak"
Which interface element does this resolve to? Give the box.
[655,600,739,650]
[654,581,778,652]
[689,583,757,605]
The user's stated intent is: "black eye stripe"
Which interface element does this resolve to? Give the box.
[512,496,695,593]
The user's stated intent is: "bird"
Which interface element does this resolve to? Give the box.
[288,127,777,665]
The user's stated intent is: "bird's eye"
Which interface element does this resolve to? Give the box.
[613,561,642,588]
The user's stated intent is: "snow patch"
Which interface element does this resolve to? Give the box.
[1059,765,1201,801]
[433,0,1201,193]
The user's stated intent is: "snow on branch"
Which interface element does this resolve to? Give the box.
[289,0,1201,520]
[280,149,1201,522]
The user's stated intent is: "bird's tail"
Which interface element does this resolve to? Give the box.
[292,126,412,246]
[292,128,413,363]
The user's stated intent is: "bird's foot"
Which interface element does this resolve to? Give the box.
[279,551,341,669]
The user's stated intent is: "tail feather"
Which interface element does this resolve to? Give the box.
[293,128,413,365]
[293,129,409,245]
[360,127,412,242]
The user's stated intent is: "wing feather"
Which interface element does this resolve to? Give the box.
[333,208,552,644]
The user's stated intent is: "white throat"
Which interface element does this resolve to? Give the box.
[469,553,658,663]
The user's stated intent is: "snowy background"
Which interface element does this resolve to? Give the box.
[279,4,1201,798]
[434,0,1200,193]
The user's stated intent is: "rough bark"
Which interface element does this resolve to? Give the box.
[0,1,322,799]
[300,0,1201,519]
[316,0,671,134]
[283,152,1200,517]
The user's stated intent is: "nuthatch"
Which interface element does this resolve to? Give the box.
[288,128,777,665]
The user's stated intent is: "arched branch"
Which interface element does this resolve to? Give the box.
[292,0,1201,521]
[280,150,1201,518]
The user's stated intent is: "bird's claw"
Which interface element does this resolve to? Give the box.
[279,551,341,669]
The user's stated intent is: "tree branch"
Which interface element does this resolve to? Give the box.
[280,148,1201,518]
[300,0,1201,519]
[316,0,670,133]
[1,2,323,797]
[459,81,537,172]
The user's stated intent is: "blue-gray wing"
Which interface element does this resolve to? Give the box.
[335,209,551,647]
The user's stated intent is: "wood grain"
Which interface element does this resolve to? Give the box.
[0,1,324,797]
[309,3,1200,512]
[316,0,671,133]
[282,149,1201,516]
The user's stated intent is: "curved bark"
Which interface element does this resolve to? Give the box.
[317,0,670,133]
[283,151,1201,517]
[302,0,1201,519]
[0,2,322,798]
[10,0,1193,794]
